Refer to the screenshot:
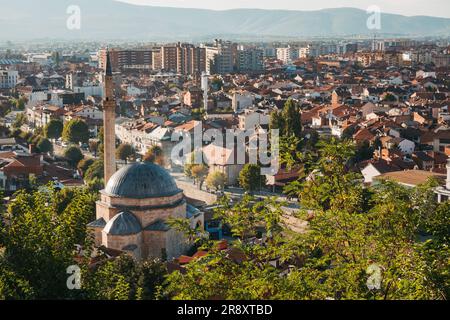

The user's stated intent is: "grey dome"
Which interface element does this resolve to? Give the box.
[105,163,182,199]
[104,211,141,235]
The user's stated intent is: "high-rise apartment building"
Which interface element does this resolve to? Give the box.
[276,47,299,64]
[432,54,450,67]
[160,45,179,72]
[152,49,162,70]
[204,39,236,75]
[237,49,264,73]
[177,44,206,75]
[0,69,18,89]
[98,48,153,71]
[263,47,277,58]
[161,43,206,75]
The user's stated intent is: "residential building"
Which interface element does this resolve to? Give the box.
[99,48,154,71]
[160,43,206,75]
[204,39,235,74]
[236,49,264,73]
[0,69,18,89]
[276,47,298,64]
[232,91,255,112]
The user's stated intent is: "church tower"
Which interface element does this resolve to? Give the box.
[103,51,117,183]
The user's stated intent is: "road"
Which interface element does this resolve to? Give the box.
[53,142,96,159]
[169,170,301,209]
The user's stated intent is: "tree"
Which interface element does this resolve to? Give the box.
[383,93,397,102]
[162,196,289,300]
[162,144,447,300]
[0,187,97,299]
[19,130,31,141]
[269,110,285,137]
[84,159,104,180]
[10,128,22,138]
[28,133,41,146]
[355,141,374,162]
[0,258,35,299]
[279,135,303,170]
[12,112,26,129]
[287,138,364,212]
[82,159,105,192]
[143,145,164,166]
[84,160,104,182]
[89,140,99,158]
[97,127,104,156]
[116,144,135,164]
[44,119,63,140]
[77,158,95,176]
[64,146,83,168]
[0,102,11,117]
[239,164,266,192]
[83,255,167,300]
[211,77,223,90]
[206,171,227,191]
[190,164,209,189]
[10,96,27,110]
[183,154,199,180]
[36,137,53,154]
[215,195,284,240]
[282,99,302,137]
[62,119,90,145]
[270,100,302,140]
[86,177,105,192]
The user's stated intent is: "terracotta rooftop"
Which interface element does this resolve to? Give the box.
[376,170,446,187]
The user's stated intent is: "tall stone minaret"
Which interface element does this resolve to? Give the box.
[446,159,450,190]
[103,51,117,184]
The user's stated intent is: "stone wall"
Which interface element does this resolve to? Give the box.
[144,230,167,259]
[134,202,186,228]
[100,190,184,208]
[102,232,143,259]
[176,180,217,205]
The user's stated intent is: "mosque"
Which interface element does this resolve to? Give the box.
[87,51,203,260]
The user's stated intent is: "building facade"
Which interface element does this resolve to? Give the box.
[237,49,264,73]
[0,69,18,89]
[99,48,154,71]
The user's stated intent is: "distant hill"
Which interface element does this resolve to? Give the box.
[1,0,450,40]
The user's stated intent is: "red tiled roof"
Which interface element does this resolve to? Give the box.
[216,240,228,251]
[193,251,208,259]
[178,255,194,265]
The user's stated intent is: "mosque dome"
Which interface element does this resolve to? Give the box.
[105,162,182,199]
[103,211,141,236]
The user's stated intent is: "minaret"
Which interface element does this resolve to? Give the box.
[103,51,117,184]
[201,72,209,116]
[446,159,450,190]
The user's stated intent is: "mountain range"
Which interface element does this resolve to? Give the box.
[1,0,450,40]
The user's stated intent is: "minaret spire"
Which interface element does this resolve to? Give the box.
[103,49,117,184]
[105,49,113,76]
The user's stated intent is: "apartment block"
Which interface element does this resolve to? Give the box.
[98,48,153,71]
[0,69,18,89]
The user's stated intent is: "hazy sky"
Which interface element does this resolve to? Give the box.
[117,0,450,18]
